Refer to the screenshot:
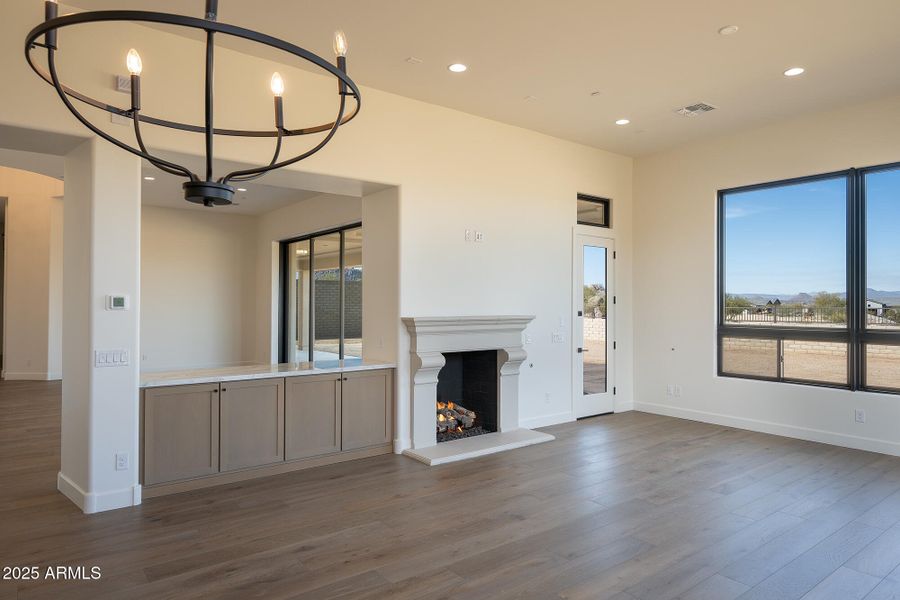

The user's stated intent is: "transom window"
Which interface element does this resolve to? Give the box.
[577,194,611,228]
[718,162,900,392]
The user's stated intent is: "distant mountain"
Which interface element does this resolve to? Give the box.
[868,289,900,305]
[730,289,900,306]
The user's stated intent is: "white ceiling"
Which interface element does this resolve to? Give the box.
[66,0,900,156]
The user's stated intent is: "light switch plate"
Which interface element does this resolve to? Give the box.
[95,349,130,368]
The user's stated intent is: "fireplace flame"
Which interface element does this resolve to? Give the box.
[436,400,478,436]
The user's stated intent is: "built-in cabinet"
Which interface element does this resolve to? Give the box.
[341,369,392,451]
[140,369,393,495]
[143,383,220,486]
[285,374,341,460]
[220,378,285,471]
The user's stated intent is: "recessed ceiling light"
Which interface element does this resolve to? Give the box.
[590,90,602,97]
[405,56,423,64]
[784,67,805,77]
[448,63,467,73]
[523,95,538,102]
[615,119,630,126]
[718,25,739,36]
[143,176,155,181]
[237,187,247,192]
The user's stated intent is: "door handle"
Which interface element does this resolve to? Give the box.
[577,347,589,353]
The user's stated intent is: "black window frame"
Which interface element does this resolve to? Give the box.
[717,162,900,394]
[278,221,363,364]
[577,193,611,228]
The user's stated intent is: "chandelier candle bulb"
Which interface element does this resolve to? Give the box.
[270,72,284,96]
[333,30,348,58]
[126,49,143,76]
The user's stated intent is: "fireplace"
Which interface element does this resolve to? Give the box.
[436,350,498,442]
[402,316,555,465]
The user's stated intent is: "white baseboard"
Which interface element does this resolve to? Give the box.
[615,401,634,413]
[519,411,576,430]
[57,472,142,514]
[392,437,410,454]
[3,371,57,381]
[635,401,900,458]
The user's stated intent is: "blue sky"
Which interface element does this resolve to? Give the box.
[724,169,900,295]
[584,245,607,288]
[867,169,900,292]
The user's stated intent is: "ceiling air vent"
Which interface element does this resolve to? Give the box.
[675,102,718,117]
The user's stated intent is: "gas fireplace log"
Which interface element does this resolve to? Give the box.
[456,415,475,429]
[451,405,475,418]
[439,408,473,429]
[447,408,475,428]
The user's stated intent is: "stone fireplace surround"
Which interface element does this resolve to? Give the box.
[402,316,554,465]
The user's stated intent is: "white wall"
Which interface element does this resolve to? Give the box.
[0,166,63,380]
[141,206,258,371]
[633,94,900,456]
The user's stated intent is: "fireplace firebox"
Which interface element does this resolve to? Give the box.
[435,350,498,442]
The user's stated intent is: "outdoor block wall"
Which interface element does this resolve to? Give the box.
[314,280,362,339]
[722,337,900,358]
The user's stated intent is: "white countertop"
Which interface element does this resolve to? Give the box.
[140,359,395,388]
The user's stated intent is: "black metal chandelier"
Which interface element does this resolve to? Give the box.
[25,0,361,207]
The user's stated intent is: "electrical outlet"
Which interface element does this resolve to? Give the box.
[115,452,129,471]
[551,332,565,343]
[524,334,533,344]
[474,231,485,243]
[666,384,674,397]
[854,409,866,424]
[464,229,472,242]
[674,385,682,397]
[545,393,552,404]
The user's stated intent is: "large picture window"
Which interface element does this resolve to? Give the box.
[718,163,900,392]
[281,223,363,363]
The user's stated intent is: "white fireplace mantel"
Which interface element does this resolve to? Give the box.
[401,315,554,465]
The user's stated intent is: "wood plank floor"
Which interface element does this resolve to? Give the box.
[3,381,900,599]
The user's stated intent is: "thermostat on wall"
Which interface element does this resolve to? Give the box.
[106,294,129,310]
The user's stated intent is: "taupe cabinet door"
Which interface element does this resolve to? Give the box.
[341,369,392,451]
[285,374,342,460]
[143,383,220,485]
[220,378,285,472]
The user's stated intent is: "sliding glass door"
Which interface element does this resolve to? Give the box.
[281,224,363,363]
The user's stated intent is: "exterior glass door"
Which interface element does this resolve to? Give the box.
[574,234,615,417]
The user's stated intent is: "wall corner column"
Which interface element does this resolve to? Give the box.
[60,138,142,514]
